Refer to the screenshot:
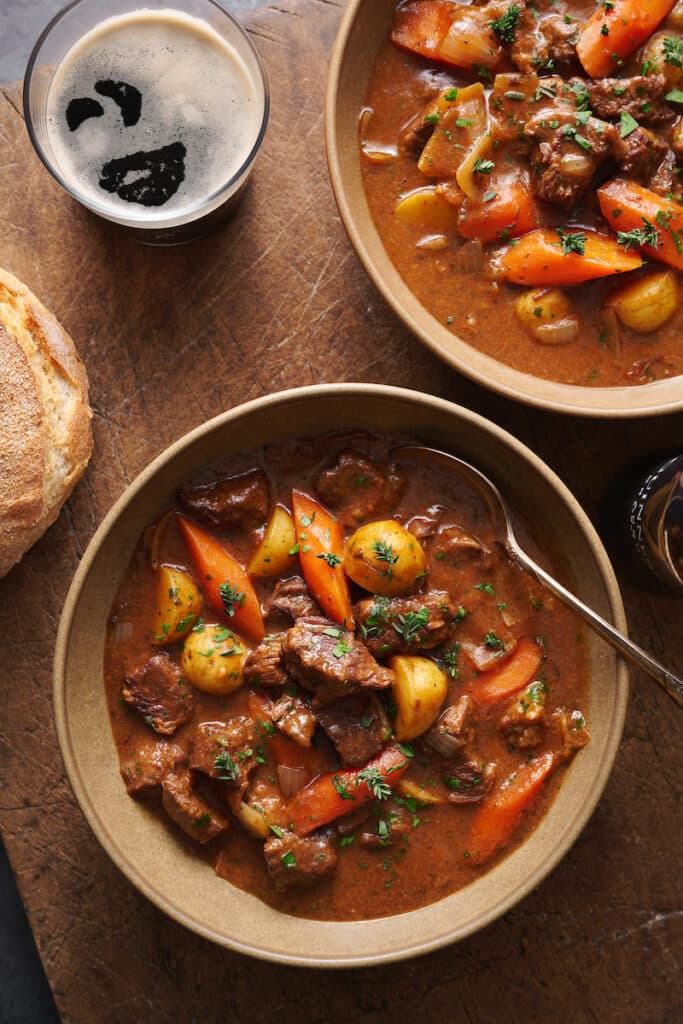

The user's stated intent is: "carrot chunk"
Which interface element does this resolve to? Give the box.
[598,178,683,273]
[473,637,543,705]
[577,0,675,79]
[499,228,643,286]
[291,490,354,628]
[458,184,538,244]
[468,752,556,864]
[391,1,502,70]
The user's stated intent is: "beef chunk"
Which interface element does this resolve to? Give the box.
[572,75,675,127]
[315,452,405,526]
[267,575,319,621]
[316,693,390,766]
[264,828,338,890]
[355,592,455,659]
[284,616,394,706]
[178,468,268,529]
[524,109,619,208]
[615,127,668,184]
[650,150,679,197]
[119,740,184,797]
[122,653,193,735]
[161,770,230,843]
[444,758,497,805]
[189,718,257,788]
[426,696,477,756]
[244,633,289,687]
[511,10,582,73]
[552,707,590,761]
[498,681,548,749]
[270,695,317,747]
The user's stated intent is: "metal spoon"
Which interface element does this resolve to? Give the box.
[393,445,683,708]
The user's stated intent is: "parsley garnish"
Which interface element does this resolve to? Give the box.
[489,4,522,45]
[281,851,297,869]
[371,540,399,578]
[556,228,586,256]
[357,767,392,801]
[484,630,504,650]
[473,157,495,175]
[214,751,238,781]
[332,775,356,801]
[617,217,659,251]
[316,552,342,568]
[663,36,683,69]
[392,607,430,644]
[220,582,246,618]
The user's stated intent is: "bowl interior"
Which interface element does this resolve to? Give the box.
[55,385,629,965]
[325,0,683,418]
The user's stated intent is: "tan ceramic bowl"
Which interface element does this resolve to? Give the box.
[54,385,629,965]
[325,0,683,418]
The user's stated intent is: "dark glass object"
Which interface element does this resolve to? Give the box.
[624,455,683,593]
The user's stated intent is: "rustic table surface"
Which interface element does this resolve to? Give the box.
[0,1,682,1021]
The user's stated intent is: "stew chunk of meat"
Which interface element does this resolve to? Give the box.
[615,127,668,186]
[426,696,476,755]
[264,828,338,890]
[511,10,582,73]
[178,468,269,529]
[120,740,184,797]
[498,682,548,749]
[355,592,455,658]
[189,719,257,788]
[270,695,317,747]
[122,653,193,735]
[161,770,230,843]
[244,633,289,688]
[315,452,404,525]
[316,693,391,766]
[571,75,675,127]
[284,616,394,706]
[444,758,497,805]
[524,109,619,208]
[267,575,319,621]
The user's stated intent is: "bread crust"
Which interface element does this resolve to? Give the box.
[0,269,92,577]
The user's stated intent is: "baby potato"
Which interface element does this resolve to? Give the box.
[344,520,427,596]
[152,566,200,645]
[390,655,448,741]
[181,624,247,695]
[247,506,297,578]
[608,270,680,334]
[641,32,683,89]
[515,288,579,344]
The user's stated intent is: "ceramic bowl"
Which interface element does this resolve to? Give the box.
[325,0,683,418]
[54,384,629,965]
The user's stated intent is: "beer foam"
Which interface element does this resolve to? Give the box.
[46,8,263,221]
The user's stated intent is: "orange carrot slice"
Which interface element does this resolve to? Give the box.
[474,637,543,704]
[291,490,354,628]
[577,0,675,79]
[499,228,643,286]
[598,178,683,273]
[468,752,556,864]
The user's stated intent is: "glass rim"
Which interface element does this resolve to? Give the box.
[22,0,270,230]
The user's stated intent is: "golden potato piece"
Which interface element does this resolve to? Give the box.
[344,520,427,596]
[515,288,580,345]
[152,566,200,645]
[236,802,272,840]
[608,270,680,334]
[181,624,247,695]
[395,186,460,235]
[390,655,448,741]
[247,506,297,578]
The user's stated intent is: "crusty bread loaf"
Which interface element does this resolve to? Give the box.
[0,269,92,577]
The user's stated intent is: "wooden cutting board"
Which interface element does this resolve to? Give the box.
[0,2,682,1021]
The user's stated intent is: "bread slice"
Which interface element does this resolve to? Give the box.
[0,269,92,577]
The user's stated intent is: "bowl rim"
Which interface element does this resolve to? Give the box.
[324,0,683,419]
[54,383,630,966]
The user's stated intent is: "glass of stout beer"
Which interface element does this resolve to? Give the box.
[24,0,269,243]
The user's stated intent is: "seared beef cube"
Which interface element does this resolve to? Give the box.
[264,828,338,890]
[161,770,230,843]
[284,616,394,706]
[426,696,476,756]
[650,151,679,197]
[498,681,548,749]
[400,111,435,156]
[511,9,581,73]
[120,740,184,797]
[355,592,455,659]
[616,127,668,184]
[189,718,257,788]
[267,575,319,621]
[524,109,619,208]
[315,451,405,526]
[271,695,317,747]
[178,468,268,529]
[444,759,497,805]
[122,653,193,735]
[552,707,590,760]
[316,694,390,766]
[244,633,289,687]
[359,814,411,848]
[574,75,675,127]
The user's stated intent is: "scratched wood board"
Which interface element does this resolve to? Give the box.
[0,1,682,1021]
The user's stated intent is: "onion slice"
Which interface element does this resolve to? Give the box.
[455,239,484,275]
[425,729,464,758]
[277,764,307,798]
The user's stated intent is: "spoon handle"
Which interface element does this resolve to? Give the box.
[513,547,683,708]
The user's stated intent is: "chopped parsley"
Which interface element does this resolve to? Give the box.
[489,4,522,45]
[371,540,399,578]
[281,851,297,869]
[473,157,495,175]
[556,227,586,256]
[357,767,392,801]
[475,582,495,595]
[332,775,356,800]
[332,639,352,659]
[663,36,683,69]
[220,582,246,618]
[392,607,430,644]
[214,751,238,782]
[617,217,659,251]
[483,630,504,650]
[316,552,342,568]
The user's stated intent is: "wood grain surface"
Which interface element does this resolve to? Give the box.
[0,2,681,1021]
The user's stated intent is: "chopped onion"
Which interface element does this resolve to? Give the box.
[455,239,484,275]
[361,141,398,165]
[534,317,580,346]
[425,729,464,758]
[277,764,307,798]
[559,152,594,179]
[417,234,449,252]
[358,106,373,137]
